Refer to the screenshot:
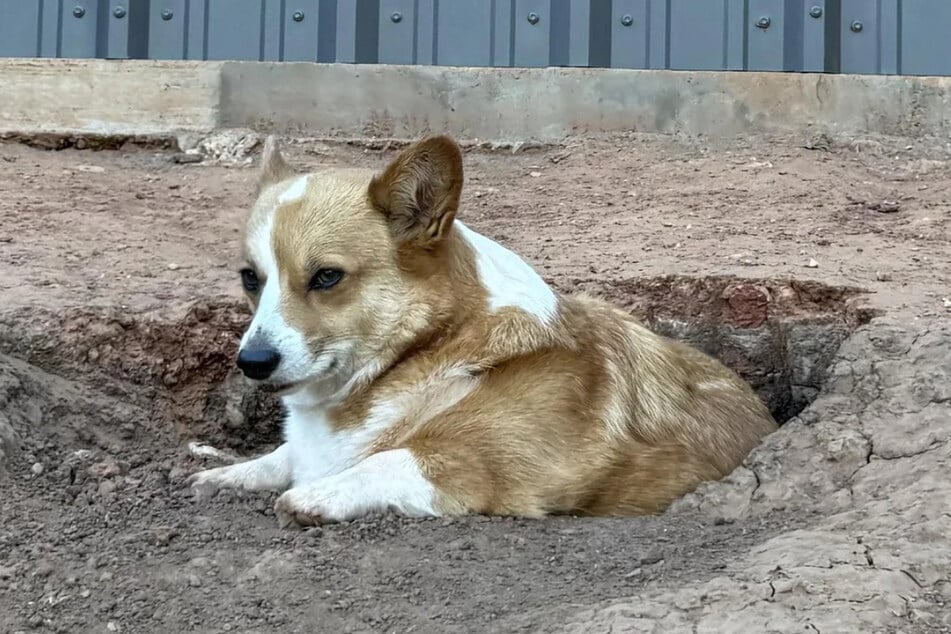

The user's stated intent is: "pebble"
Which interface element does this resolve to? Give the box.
[805,258,819,268]
[875,271,892,282]
[31,462,44,476]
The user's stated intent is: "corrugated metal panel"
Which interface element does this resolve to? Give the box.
[1,0,950,76]
[668,0,746,71]
[899,0,951,76]
[840,0,899,75]
[0,0,42,58]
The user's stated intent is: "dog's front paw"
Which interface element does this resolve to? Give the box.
[274,487,353,529]
[187,467,231,501]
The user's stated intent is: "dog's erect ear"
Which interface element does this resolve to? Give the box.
[368,136,463,246]
[257,135,294,192]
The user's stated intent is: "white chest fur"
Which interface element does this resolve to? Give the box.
[282,405,389,484]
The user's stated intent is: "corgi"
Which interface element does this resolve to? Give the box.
[189,135,777,527]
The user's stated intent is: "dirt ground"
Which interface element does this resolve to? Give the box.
[0,129,949,633]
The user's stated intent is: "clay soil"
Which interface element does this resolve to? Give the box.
[0,131,949,633]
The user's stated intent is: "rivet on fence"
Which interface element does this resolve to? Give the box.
[160,9,173,21]
[390,12,402,23]
[72,6,85,18]
[620,15,634,27]
[527,12,540,25]
[756,16,771,29]
[112,6,126,19]
[292,11,305,22]
[809,5,823,19]
[850,20,863,33]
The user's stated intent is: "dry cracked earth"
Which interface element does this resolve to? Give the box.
[0,129,949,633]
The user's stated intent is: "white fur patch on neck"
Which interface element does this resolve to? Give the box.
[278,175,309,204]
[454,222,558,324]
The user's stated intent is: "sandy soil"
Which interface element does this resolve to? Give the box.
[0,131,949,633]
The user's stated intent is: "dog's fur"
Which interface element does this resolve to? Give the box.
[189,135,777,527]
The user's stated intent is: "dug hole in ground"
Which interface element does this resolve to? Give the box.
[0,130,949,633]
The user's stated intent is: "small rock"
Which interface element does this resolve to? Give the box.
[167,263,180,271]
[805,258,819,268]
[870,200,900,213]
[187,574,202,587]
[623,568,643,578]
[171,152,204,164]
[31,462,44,476]
[640,550,664,566]
[88,459,122,478]
[943,297,951,309]
[875,271,892,282]
[107,622,119,632]
[74,164,106,174]
[33,561,55,578]
[0,565,16,579]
[528,171,543,178]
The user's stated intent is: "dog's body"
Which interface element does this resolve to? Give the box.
[190,136,777,526]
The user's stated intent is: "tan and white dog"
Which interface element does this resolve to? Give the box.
[189,135,777,527]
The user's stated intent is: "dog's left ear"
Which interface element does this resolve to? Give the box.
[257,135,294,193]
[368,135,463,246]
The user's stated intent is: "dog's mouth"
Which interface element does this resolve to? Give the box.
[256,381,298,395]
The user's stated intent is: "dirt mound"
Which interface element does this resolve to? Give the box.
[2,133,949,633]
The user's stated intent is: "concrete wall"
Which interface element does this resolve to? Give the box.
[3,58,951,143]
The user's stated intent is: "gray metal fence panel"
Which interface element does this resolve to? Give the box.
[840,0,899,75]
[900,0,951,76]
[514,0,552,67]
[743,0,784,71]
[0,0,41,57]
[610,0,649,69]
[667,0,745,71]
[60,1,102,58]
[800,0,836,73]
[435,1,495,66]
[204,0,264,61]
[3,0,951,75]
[148,0,186,59]
[378,0,415,64]
[280,0,337,62]
[105,0,151,59]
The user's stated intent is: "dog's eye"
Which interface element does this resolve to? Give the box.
[309,268,344,291]
[240,268,260,292]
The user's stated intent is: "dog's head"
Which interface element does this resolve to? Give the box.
[235,135,465,401]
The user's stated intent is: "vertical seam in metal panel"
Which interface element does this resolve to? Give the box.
[36,0,45,56]
[413,0,420,65]
[278,0,286,61]
[508,0,515,66]
[895,0,902,74]
[202,0,210,59]
[645,0,652,67]
[722,0,731,69]
[664,0,671,68]
[257,0,265,60]
[432,0,439,64]
[56,0,64,56]
[875,0,881,73]
[182,0,192,59]
[489,0,495,66]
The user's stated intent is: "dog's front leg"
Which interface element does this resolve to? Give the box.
[189,443,293,499]
[274,448,438,527]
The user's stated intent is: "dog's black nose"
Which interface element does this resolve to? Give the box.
[236,347,281,380]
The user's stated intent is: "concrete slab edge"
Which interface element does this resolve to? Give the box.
[2,58,951,143]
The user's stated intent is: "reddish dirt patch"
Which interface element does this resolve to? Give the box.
[0,132,949,633]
